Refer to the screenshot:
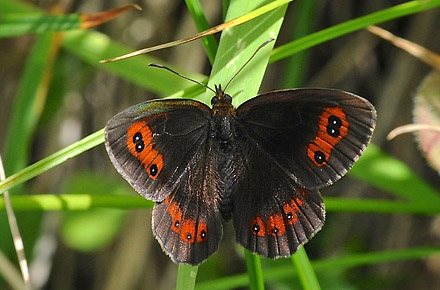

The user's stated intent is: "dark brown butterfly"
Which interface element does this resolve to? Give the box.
[104,42,376,265]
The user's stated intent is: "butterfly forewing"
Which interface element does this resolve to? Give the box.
[105,99,213,202]
[236,88,376,189]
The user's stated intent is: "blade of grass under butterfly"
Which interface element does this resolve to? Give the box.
[270,0,440,63]
[245,250,264,290]
[177,264,198,290]
[291,247,321,290]
[1,195,440,215]
[184,0,217,63]
[206,0,289,287]
[205,1,288,106]
[100,0,293,63]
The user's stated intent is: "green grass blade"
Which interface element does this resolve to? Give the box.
[0,129,104,195]
[1,0,205,97]
[324,197,440,215]
[281,0,319,88]
[0,13,80,37]
[4,32,59,177]
[177,264,198,290]
[1,195,439,215]
[270,0,440,63]
[350,145,440,202]
[291,247,321,290]
[0,194,152,211]
[184,0,217,63]
[245,250,264,290]
[206,1,289,106]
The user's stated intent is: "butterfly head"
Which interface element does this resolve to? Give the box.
[211,85,235,115]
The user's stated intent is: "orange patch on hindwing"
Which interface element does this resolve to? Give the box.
[250,216,266,237]
[164,196,208,244]
[283,202,298,225]
[164,196,183,234]
[307,107,349,166]
[267,213,286,237]
[126,121,163,179]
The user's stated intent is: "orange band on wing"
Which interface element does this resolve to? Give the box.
[126,121,163,179]
[307,107,349,166]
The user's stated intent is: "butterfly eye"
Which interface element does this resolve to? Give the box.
[224,94,232,103]
[211,96,219,106]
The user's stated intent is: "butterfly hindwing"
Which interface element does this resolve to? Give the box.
[231,124,325,258]
[236,88,376,189]
[152,136,224,264]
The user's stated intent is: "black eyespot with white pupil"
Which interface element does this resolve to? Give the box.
[286,212,293,220]
[150,164,158,176]
[326,115,342,137]
[174,220,180,228]
[133,132,144,152]
[200,230,206,239]
[329,115,342,127]
[314,151,326,164]
[253,224,260,233]
[186,233,192,240]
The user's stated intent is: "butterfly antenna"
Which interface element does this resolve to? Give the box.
[148,63,216,94]
[223,38,275,91]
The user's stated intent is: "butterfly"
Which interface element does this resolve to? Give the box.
[104,80,376,264]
